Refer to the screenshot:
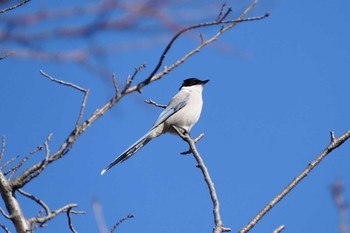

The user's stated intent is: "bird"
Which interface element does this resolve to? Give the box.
[101,78,209,175]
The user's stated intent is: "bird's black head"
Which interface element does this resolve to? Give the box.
[180,78,209,89]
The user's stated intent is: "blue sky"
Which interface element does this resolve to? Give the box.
[1,0,350,232]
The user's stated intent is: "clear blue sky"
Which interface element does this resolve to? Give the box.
[1,0,350,232]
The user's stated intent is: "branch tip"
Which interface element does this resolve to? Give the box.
[330,131,336,142]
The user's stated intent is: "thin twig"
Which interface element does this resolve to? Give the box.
[76,89,90,126]
[172,126,230,233]
[0,0,31,14]
[11,134,52,189]
[109,214,134,233]
[17,189,50,216]
[239,130,350,233]
[0,51,15,60]
[67,207,78,233]
[144,99,167,108]
[40,70,86,93]
[112,74,119,96]
[0,135,5,163]
[0,208,10,219]
[1,155,19,172]
[216,3,227,22]
[8,145,43,180]
[0,222,11,233]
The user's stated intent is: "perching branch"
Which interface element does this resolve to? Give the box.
[172,125,231,233]
[239,130,350,233]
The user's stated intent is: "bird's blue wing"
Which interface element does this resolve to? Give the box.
[151,99,187,130]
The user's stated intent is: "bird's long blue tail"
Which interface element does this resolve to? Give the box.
[101,131,153,175]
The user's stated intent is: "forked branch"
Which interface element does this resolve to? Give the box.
[172,125,231,233]
[239,130,350,233]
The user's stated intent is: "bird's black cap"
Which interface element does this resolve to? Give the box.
[180,78,209,89]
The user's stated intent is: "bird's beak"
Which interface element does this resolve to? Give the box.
[202,80,209,85]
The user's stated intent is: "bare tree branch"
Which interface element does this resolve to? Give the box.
[109,214,134,233]
[67,207,78,233]
[17,189,50,217]
[11,134,52,189]
[144,99,167,109]
[0,51,15,60]
[7,145,43,180]
[1,156,19,174]
[0,207,11,220]
[111,74,120,96]
[40,70,87,93]
[172,126,230,233]
[122,63,146,94]
[0,222,11,233]
[0,0,31,14]
[28,203,84,226]
[239,130,350,233]
[0,171,30,232]
[0,135,5,163]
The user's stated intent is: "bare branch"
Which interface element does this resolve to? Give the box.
[0,0,31,14]
[8,145,43,180]
[216,3,228,22]
[0,51,15,60]
[2,156,19,174]
[109,214,134,233]
[0,222,11,233]
[76,89,90,127]
[0,171,30,231]
[40,70,87,93]
[239,130,350,233]
[172,126,230,233]
[0,207,10,219]
[28,203,84,226]
[0,135,5,162]
[122,63,146,94]
[11,134,52,189]
[112,74,120,96]
[17,189,50,217]
[67,207,78,233]
[144,99,167,109]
